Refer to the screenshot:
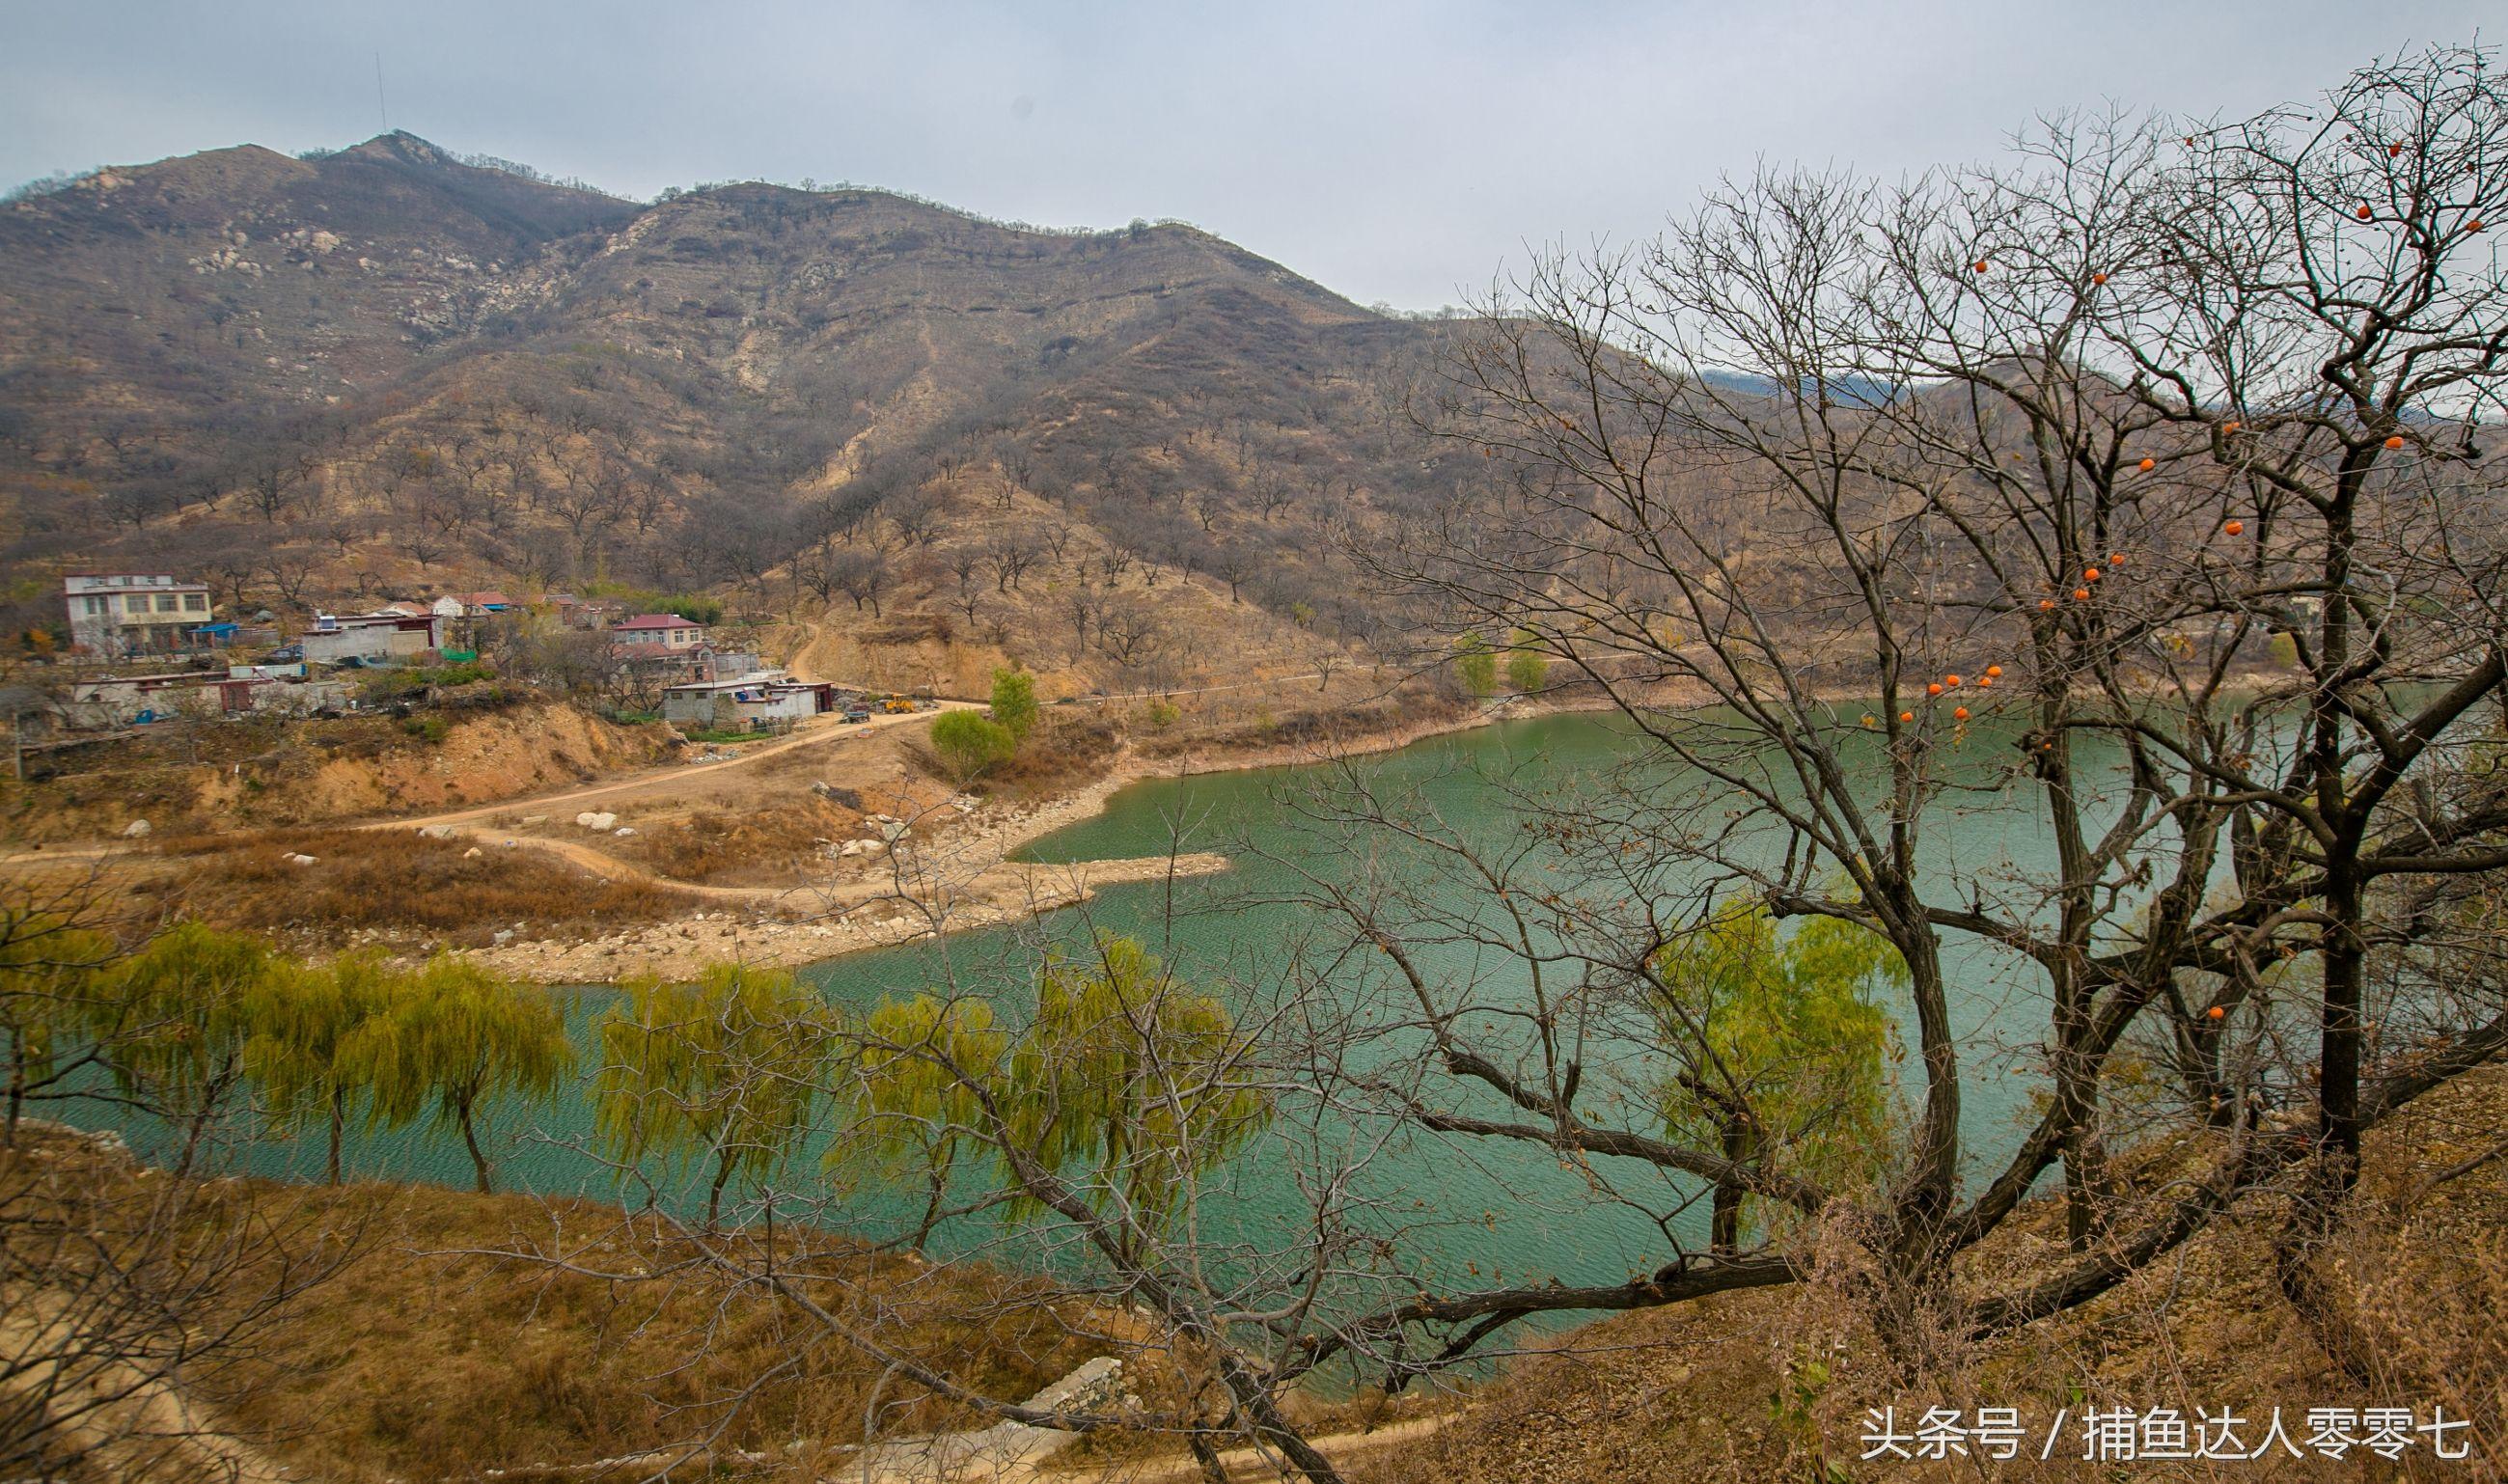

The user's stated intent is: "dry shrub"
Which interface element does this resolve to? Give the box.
[605,797,858,885]
[1362,1066,2508,1484]
[1134,687,1461,762]
[152,828,694,946]
[985,711,1122,796]
[2332,1223,2508,1476]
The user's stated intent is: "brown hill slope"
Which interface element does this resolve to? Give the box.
[0,135,1466,681]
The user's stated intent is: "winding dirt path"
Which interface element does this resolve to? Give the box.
[0,1293,290,1484]
[377,700,969,835]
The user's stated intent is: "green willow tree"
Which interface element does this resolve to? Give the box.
[97,923,275,1178]
[1452,633,1498,699]
[834,994,1006,1248]
[1006,936,1270,1235]
[929,709,1016,781]
[341,955,573,1194]
[846,935,1271,1246]
[243,949,396,1185]
[594,963,833,1226]
[0,907,115,1148]
[1651,906,1901,1252]
[1502,629,1550,695]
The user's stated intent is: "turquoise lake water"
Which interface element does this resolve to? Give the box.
[66,705,2105,1295]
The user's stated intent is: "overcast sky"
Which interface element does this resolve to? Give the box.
[4,1,2494,308]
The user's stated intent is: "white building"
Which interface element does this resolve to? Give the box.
[661,672,835,729]
[64,573,212,655]
[611,614,708,655]
[301,612,447,665]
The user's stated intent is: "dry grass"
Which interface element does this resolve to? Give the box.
[1362,1064,2508,1484]
[5,1129,1107,1484]
[604,797,861,886]
[984,712,1125,799]
[145,827,697,948]
[211,1186,1105,1482]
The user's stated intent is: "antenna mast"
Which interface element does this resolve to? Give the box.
[374,51,389,134]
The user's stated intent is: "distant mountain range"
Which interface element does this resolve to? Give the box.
[0,132,1485,674]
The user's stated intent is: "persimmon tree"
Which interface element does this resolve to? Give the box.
[1303,40,2508,1370]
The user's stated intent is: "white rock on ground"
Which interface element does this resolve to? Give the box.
[122,819,152,838]
[846,1358,1124,1482]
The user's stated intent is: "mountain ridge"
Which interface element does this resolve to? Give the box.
[0,131,1470,686]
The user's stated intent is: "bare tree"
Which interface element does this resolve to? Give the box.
[1313,44,2508,1367]
[982,532,1038,592]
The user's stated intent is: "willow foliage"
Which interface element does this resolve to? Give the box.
[1651,905,1902,1244]
[97,922,273,1106]
[340,954,573,1193]
[845,934,1270,1236]
[594,963,833,1222]
[242,949,398,1183]
[0,909,117,1143]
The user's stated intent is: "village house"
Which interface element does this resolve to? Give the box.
[300,612,447,665]
[66,668,354,728]
[547,592,624,630]
[661,672,838,731]
[431,591,516,619]
[610,613,707,657]
[693,649,761,681]
[63,573,213,656]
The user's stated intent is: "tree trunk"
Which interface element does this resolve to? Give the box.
[2279,866,2369,1373]
[1711,1115,1752,1255]
[912,1148,954,1251]
[707,1147,733,1229]
[1187,1429,1230,1484]
[2062,1134,2113,1250]
[326,1085,345,1186]
[458,1098,494,1195]
[4,1041,22,1148]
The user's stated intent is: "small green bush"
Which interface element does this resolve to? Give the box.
[1454,634,1498,699]
[989,668,1039,741]
[931,711,1016,778]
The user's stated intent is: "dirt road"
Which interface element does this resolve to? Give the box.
[379,700,971,834]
